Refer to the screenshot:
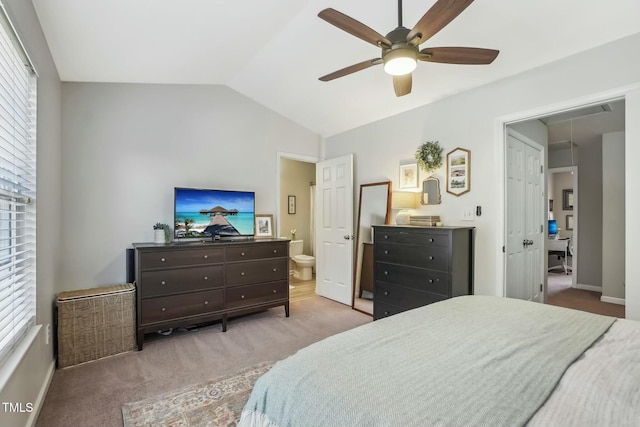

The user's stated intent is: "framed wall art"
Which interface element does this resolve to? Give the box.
[288,195,296,214]
[399,162,418,189]
[562,189,574,210]
[566,214,574,230]
[255,214,274,239]
[446,147,471,196]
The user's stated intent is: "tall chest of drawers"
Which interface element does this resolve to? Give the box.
[372,225,474,320]
[133,239,289,350]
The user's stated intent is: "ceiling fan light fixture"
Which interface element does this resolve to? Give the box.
[383,48,417,76]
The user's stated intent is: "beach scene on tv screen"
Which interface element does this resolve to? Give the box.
[175,189,255,238]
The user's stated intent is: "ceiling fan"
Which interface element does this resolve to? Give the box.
[318,0,499,97]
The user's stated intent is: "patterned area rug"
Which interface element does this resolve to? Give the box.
[122,361,274,427]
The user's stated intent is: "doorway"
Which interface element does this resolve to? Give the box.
[277,153,319,300]
[502,99,626,312]
[547,166,578,297]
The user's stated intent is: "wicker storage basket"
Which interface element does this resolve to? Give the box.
[57,283,136,368]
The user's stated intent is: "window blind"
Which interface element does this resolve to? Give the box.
[0,4,37,364]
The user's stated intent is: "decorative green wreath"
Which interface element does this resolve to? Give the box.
[415,141,443,173]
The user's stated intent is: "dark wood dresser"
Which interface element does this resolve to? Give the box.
[372,225,474,320]
[133,239,289,349]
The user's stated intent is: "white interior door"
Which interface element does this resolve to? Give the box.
[505,129,544,302]
[315,154,354,305]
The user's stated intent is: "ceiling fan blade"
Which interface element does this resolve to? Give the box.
[419,47,499,64]
[319,58,382,82]
[318,8,391,48]
[407,0,474,45]
[393,74,412,97]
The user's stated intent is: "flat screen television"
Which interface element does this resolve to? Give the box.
[174,187,255,240]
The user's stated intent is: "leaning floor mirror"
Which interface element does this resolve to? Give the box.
[353,181,392,315]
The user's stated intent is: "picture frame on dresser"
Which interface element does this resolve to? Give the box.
[255,214,274,238]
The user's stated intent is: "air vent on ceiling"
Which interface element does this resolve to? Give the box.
[539,103,613,124]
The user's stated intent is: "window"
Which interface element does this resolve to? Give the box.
[0,5,37,364]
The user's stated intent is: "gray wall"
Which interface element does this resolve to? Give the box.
[0,1,61,426]
[61,83,320,290]
[576,138,604,288]
[602,131,625,300]
[323,33,640,318]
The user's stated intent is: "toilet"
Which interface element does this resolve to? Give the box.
[289,240,315,281]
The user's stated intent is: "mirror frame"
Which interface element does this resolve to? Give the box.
[420,176,442,205]
[352,181,392,315]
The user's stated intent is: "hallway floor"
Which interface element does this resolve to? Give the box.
[547,272,625,318]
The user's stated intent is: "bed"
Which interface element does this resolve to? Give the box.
[239,295,640,426]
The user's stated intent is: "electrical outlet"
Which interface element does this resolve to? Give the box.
[462,208,474,221]
[45,323,50,345]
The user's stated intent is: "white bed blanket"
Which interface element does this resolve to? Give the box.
[239,296,616,427]
[528,318,640,426]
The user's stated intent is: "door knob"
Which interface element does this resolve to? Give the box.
[343,235,354,240]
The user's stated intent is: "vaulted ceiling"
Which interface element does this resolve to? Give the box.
[32,0,640,137]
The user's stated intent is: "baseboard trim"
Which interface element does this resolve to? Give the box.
[601,296,626,306]
[27,359,55,427]
[575,283,602,292]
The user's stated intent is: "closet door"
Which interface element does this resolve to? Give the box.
[505,130,544,302]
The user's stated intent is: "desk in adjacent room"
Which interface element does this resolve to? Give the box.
[548,238,570,274]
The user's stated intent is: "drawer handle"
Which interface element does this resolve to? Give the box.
[429,256,434,260]
[428,238,434,243]
[384,291,389,296]
[384,311,390,315]
[272,289,277,293]
[384,271,389,275]
[161,280,166,285]
[384,235,389,239]
[384,250,389,255]
[161,307,166,311]
[161,257,166,262]
[241,295,245,299]
[240,272,245,276]
[203,254,208,259]
[204,300,208,305]
[272,268,277,272]
[273,249,278,254]
[241,252,245,256]
[429,279,433,283]
[204,276,208,280]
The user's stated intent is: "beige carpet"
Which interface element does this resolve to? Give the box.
[122,361,274,427]
[36,294,370,427]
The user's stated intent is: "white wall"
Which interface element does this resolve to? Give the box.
[61,83,320,290]
[324,33,640,319]
[625,89,640,318]
[0,0,61,425]
[602,131,625,301]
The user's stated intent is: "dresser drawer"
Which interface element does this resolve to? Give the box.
[139,265,223,298]
[373,300,407,320]
[375,229,449,247]
[226,281,288,310]
[139,248,224,269]
[140,289,224,325]
[226,258,288,285]
[376,282,448,311]
[376,243,448,271]
[375,263,449,296]
[226,243,288,262]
